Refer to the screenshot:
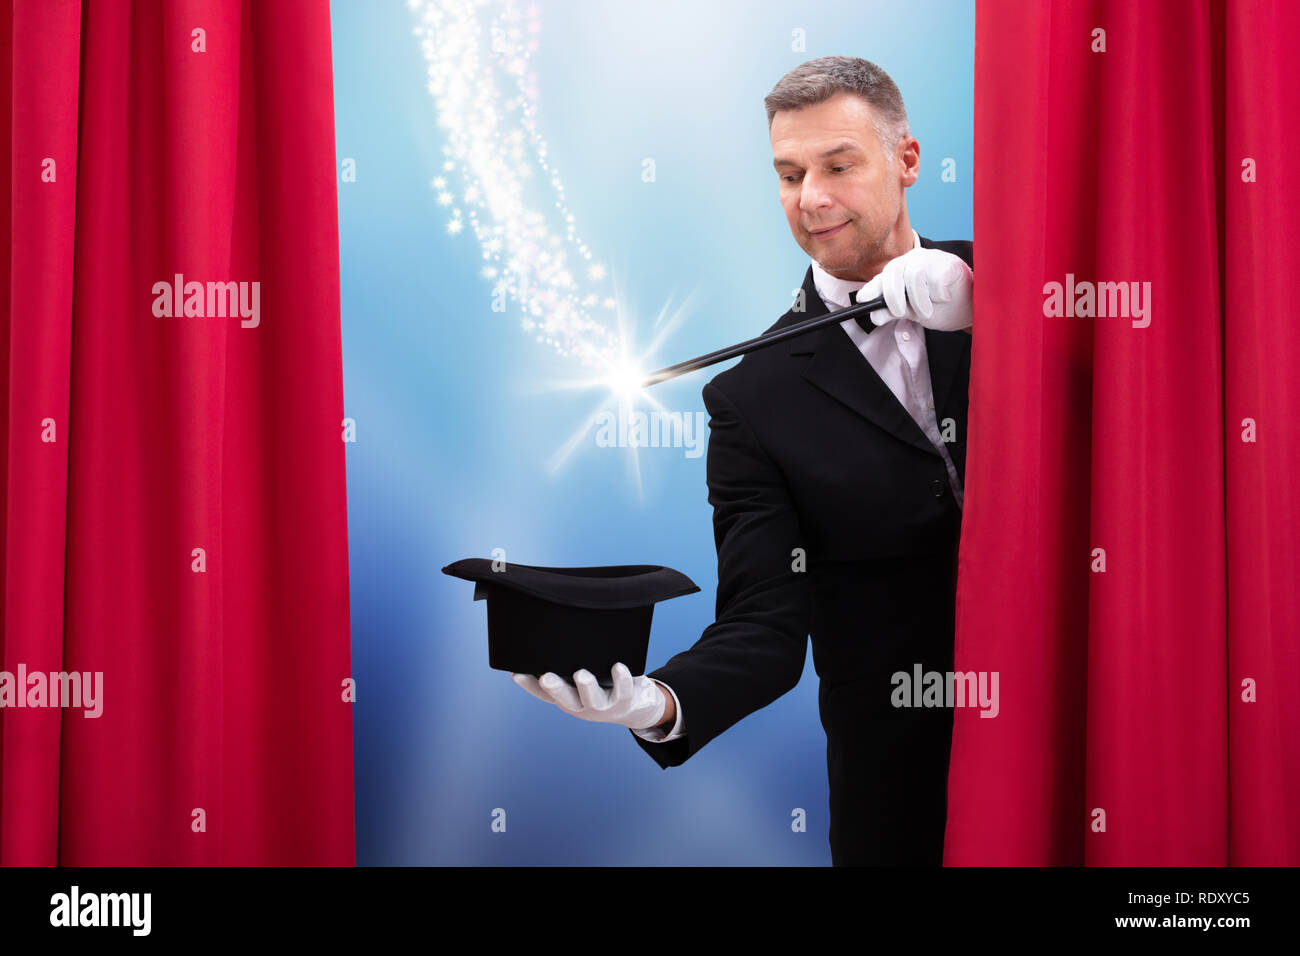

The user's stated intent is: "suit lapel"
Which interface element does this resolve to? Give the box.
[781,238,964,458]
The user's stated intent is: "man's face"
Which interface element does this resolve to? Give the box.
[770,91,919,281]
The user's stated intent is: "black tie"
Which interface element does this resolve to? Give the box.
[846,289,877,335]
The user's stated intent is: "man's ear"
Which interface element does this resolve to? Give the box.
[899,137,921,187]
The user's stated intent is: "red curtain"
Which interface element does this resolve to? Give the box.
[1,0,354,864]
[948,0,1299,864]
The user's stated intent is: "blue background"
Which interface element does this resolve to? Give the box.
[330,0,973,865]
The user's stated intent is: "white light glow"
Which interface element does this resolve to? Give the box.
[410,1,700,492]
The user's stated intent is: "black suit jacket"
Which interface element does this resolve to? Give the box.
[632,236,974,864]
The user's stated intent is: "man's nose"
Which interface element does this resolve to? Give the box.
[798,172,833,212]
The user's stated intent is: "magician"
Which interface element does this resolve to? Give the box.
[514,55,976,867]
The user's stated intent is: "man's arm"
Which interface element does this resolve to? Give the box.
[629,679,682,741]
[630,378,813,767]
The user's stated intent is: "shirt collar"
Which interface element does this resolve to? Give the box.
[811,228,922,310]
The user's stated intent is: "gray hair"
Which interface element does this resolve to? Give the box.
[764,56,910,164]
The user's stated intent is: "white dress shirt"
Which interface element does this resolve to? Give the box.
[813,228,965,511]
[634,229,964,744]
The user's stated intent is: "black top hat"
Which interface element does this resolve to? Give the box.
[441,558,700,679]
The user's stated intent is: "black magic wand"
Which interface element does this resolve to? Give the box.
[640,291,888,388]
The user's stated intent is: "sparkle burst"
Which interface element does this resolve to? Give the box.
[410,0,697,491]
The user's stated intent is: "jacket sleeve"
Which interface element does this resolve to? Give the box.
[630,379,813,768]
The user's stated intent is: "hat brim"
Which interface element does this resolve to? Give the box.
[441,559,699,609]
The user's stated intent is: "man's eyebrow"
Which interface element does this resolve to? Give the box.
[772,141,863,169]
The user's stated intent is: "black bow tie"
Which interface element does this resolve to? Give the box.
[843,292,878,335]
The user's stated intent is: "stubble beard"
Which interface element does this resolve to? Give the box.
[815,220,892,280]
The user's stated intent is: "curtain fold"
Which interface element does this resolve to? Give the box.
[947,0,1299,864]
[1,0,354,865]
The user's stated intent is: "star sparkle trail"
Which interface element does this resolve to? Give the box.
[409,0,622,365]
[409,0,696,495]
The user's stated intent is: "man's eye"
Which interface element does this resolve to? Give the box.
[781,167,846,182]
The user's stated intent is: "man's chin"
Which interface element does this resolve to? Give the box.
[815,254,863,279]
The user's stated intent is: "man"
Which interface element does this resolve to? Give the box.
[514,57,975,865]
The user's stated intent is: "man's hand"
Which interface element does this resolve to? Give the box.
[512,663,671,730]
[856,246,973,332]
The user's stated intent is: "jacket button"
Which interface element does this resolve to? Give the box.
[931,479,945,497]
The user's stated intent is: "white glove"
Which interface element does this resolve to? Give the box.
[512,662,667,730]
[855,246,973,331]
